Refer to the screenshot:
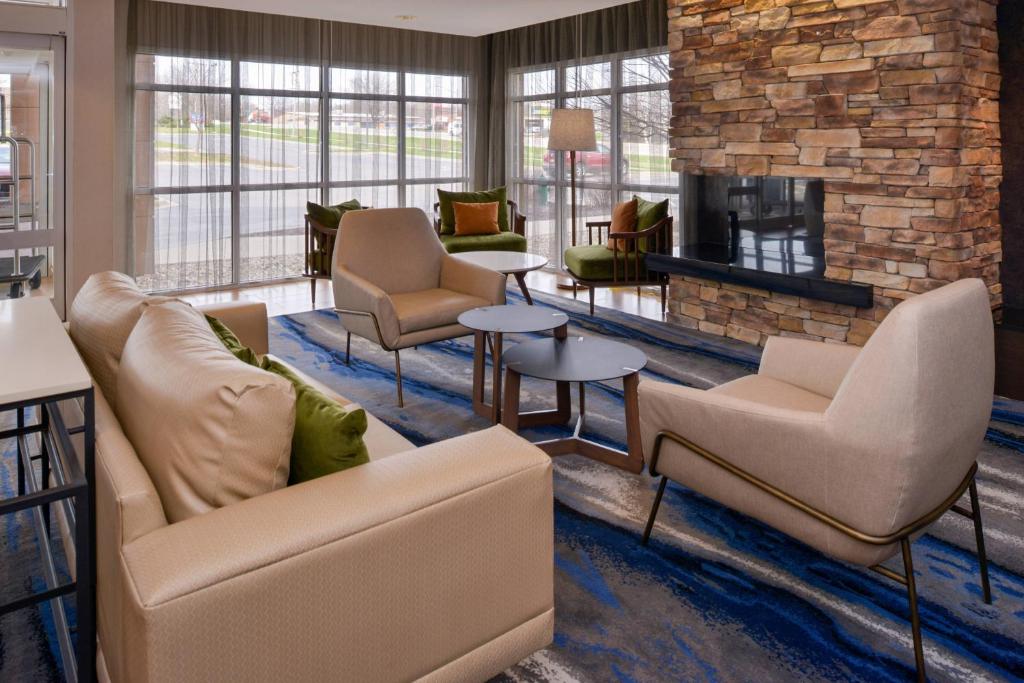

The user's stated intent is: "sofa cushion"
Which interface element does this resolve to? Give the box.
[116,301,296,523]
[68,271,173,406]
[439,231,527,254]
[564,244,648,282]
[437,187,508,235]
[391,288,490,334]
[205,314,260,365]
[260,357,370,484]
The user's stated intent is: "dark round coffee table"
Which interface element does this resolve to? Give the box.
[501,336,648,473]
[458,305,569,423]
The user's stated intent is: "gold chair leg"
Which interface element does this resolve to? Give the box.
[395,350,404,407]
[641,477,668,546]
[901,539,926,682]
[968,478,992,604]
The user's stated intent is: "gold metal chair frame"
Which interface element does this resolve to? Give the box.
[334,308,408,407]
[642,430,992,683]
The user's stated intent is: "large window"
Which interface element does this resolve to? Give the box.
[508,50,678,269]
[133,56,468,292]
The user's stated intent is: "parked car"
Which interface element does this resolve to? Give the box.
[543,143,629,180]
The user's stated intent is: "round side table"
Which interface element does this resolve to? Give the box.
[501,336,648,473]
[451,251,548,304]
[457,305,569,423]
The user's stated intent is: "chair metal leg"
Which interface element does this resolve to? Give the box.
[345,332,351,366]
[969,478,992,604]
[641,477,668,545]
[394,350,404,407]
[901,539,927,682]
[588,286,595,316]
[661,283,667,314]
[572,282,578,299]
[310,278,317,308]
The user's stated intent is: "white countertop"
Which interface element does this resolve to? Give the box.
[0,297,92,405]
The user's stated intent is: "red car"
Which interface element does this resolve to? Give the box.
[543,143,629,180]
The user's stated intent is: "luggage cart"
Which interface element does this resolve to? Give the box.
[0,93,42,297]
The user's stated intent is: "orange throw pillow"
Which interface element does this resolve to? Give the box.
[453,201,501,236]
[606,199,638,251]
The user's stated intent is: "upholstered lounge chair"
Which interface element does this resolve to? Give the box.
[433,199,528,254]
[563,214,672,316]
[332,208,506,406]
[638,279,995,681]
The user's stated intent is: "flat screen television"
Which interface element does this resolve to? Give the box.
[678,175,826,279]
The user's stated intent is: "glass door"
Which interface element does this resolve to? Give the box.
[0,32,64,313]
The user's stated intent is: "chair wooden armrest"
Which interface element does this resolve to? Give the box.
[304,215,339,278]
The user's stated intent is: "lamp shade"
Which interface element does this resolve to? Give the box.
[547,108,597,152]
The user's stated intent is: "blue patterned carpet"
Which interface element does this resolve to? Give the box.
[269,289,1024,683]
[1,288,1022,681]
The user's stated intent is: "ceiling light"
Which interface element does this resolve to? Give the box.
[394,15,416,21]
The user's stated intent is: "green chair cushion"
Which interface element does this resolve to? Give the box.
[306,198,362,230]
[440,231,527,254]
[564,244,649,282]
[437,187,508,235]
[260,357,370,485]
[206,314,370,485]
[634,195,670,232]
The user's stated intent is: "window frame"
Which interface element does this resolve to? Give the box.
[506,47,680,271]
[133,56,470,291]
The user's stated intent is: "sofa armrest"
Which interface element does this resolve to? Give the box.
[118,426,553,681]
[758,336,860,399]
[440,255,507,305]
[195,301,269,355]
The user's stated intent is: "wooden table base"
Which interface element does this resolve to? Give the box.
[472,323,568,424]
[501,370,645,474]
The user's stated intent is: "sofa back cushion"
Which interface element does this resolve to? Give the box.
[68,271,173,406]
[116,301,296,522]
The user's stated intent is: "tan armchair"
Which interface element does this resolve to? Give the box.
[638,279,995,681]
[332,207,506,406]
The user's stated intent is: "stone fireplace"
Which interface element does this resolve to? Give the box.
[666,0,1001,345]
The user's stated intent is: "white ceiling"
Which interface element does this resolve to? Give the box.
[165,0,635,36]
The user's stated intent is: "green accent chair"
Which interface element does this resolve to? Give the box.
[303,200,365,307]
[563,200,673,316]
[432,199,528,254]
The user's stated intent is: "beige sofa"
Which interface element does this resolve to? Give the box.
[65,282,554,682]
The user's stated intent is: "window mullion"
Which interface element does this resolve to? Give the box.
[397,75,406,207]
[230,59,241,286]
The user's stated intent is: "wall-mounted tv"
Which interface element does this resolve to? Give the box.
[679,175,826,279]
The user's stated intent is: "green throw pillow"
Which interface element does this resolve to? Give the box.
[306,199,362,229]
[634,196,670,231]
[437,187,508,235]
[205,314,261,366]
[206,314,370,484]
[260,357,370,484]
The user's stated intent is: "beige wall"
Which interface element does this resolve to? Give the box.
[66,0,125,305]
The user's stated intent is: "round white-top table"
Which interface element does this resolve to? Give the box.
[451,251,548,305]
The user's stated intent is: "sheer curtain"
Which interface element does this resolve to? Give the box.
[128,0,664,292]
[130,0,482,292]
